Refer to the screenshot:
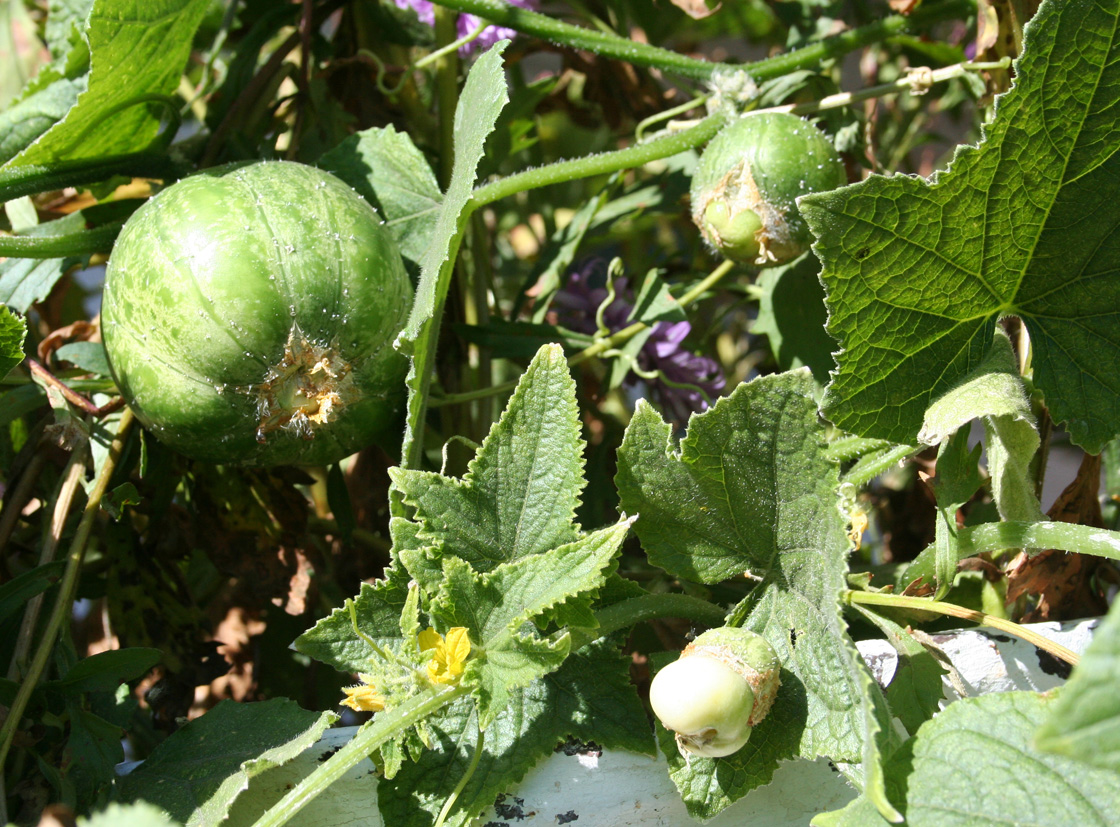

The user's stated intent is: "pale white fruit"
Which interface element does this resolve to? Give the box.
[648,653,756,758]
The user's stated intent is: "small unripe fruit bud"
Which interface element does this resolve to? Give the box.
[691,112,845,266]
[649,627,781,759]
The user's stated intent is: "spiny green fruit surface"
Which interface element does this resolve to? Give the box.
[101,161,412,466]
[691,112,846,265]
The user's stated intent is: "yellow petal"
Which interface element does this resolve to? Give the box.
[418,627,443,652]
[444,627,471,663]
[341,684,386,712]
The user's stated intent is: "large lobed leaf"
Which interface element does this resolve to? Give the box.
[1035,596,1120,772]
[801,0,1120,453]
[817,692,1120,826]
[616,370,897,820]
[397,41,509,467]
[117,699,334,827]
[300,344,642,824]
[429,520,632,727]
[317,124,442,274]
[6,0,211,168]
[392,342,584,575]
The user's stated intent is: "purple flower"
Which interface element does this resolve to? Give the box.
[392,0,537,55]
[553,259,725,423]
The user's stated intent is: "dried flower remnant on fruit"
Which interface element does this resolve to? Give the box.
[253,324,357,442]
[690,112,845,266]
[553,259,725,422]
[392,0,538,54]
[341,674,387,712]
[419,627,471,685]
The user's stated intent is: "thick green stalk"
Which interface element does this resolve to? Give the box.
[470,113,725,209]
[251,684,468,827]
[843,589,1080,666]
[430,0,724,78]
[841,443,918,488]
[428,0,973,81]
[0,152,184,203]
[956,520,1120,561]
[747,0,975,82]
[0,222,122,259]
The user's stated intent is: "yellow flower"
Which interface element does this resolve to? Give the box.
[419,626,471,685]
[340,673,386,712]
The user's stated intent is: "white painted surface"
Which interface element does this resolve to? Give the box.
[211,618,1100,827]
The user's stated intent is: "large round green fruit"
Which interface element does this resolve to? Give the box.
[101,161,413,466]
[691,112,845,265]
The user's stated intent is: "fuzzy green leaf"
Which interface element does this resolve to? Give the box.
[293,578,409,675]
[0,305,26,378]
[800,0,1120,453]
[117,699,335,827]
[816,692,1120,826]
[429,519,631,728]
[853,605,946,736]
[398,40,508,466]
[617,370,898,820]
[7,0,210,167]
[392,343,584,573]
[318,125,442,273]
[1035,596,1120,772]
[376,640,653,827]
[0,77,85,166]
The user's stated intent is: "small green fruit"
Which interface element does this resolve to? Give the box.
[101,161,412,466]
[691,112,845,266]
[649,627,781,758]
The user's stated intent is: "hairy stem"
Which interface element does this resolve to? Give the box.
[251,684,469,827]
[470,113,726,209]
[0,152,185,203]
[843,589,1080,667]
[0,222,123,259]
[956,520,1120,561]
[427,0,972,81]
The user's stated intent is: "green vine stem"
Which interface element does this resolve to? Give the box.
[434,725,485,827]
[470,112,725,209]
[955,520,1120,562]
[250,683,469,827]
[824,435,894,463]
[0,151,185,204]
[841,443,919,488]
[429,0,723,78]
[0,408,135,773]
[843,589,1081,667]
[7,447,88,682]
[0,221,123,259]
[744,0,975,83]
[428,0,973,81]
